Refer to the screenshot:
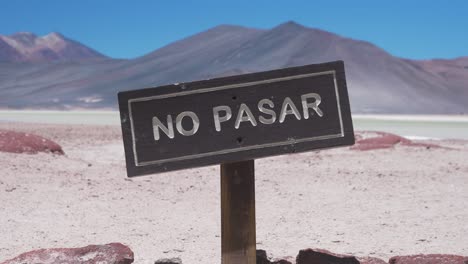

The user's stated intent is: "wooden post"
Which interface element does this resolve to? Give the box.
[221,160,256,264]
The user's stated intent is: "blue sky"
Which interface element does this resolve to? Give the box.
[2,0,467,60]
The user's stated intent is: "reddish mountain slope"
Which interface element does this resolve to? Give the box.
[0,32,107,62]
[0,22,466,114]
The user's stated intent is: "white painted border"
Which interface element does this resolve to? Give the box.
[128,70,344,167]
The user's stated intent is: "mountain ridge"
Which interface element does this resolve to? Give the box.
[0,22,467,114]
[0,32,107,63]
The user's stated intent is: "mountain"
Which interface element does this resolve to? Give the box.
[0,22,467,113]
[407,57,468,105]
[0,32,107,62]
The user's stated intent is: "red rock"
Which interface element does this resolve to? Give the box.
[352,131,440,151]
[296,248,360,264]
[0,130,64,155]
[0,243,134,264]
[389,254,468,264]
[296,249,387,264]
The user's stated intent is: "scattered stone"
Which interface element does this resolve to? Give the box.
[352,131,440,151]
[257,248,388,264]
[257,249,270,264]
[0,130,64,155]
[154,257,182,264]
[0,243,133,264]
[296,248,360,264]
[5,187,16,192]
[257,249,292,264]
[389,254,468,264]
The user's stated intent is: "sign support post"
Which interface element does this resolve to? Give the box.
[118,61,355,264]
[221,160,256,264]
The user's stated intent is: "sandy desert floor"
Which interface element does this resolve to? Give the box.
[0,122,467,263]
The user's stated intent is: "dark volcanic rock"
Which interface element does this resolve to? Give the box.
[0,130,64,154]
[257,249,270,264]
[389,254,468,264]
[0,243,134,264]
[296,248,360,264]
[257,249,293,264]
[154,258,182,264]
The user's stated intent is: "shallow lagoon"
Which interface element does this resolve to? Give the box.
[0,110,467,140]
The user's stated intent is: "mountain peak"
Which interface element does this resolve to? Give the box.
[282,20,302,26]
[41,32,67,45]
[275,21,307,30]
[44,32,65,39]
[1,24,467,113]
[0,31,107,63]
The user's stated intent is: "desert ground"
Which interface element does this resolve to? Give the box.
[0,122,467,263]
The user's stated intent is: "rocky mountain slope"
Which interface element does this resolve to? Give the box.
[0,22,467,113]
[0,32,107,63]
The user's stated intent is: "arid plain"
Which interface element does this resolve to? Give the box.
[0,122,467,263]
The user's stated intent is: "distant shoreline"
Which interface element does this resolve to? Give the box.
[1,110,468,139]
[1,109,468,121]
[353,114,468,122]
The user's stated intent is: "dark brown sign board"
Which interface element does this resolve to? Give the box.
[118,61,354,177]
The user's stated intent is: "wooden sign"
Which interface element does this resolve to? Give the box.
[118,61,354,177]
